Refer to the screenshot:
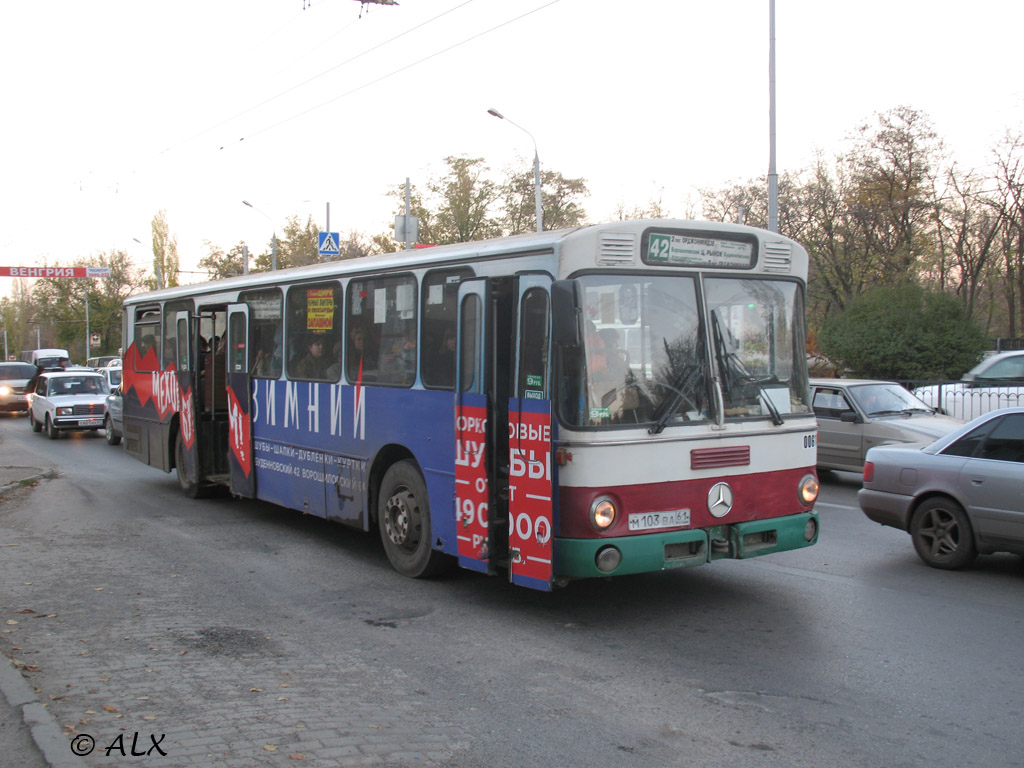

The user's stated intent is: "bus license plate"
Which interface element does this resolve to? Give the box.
[627,509,690,532]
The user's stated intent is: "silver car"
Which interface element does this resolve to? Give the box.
[913,350,1024,420]
[104,384,123,446]
[811,379,963,472]
[0,361,37,413]
[858,408,1024,569]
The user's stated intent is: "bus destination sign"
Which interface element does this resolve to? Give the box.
[644,232,754,268]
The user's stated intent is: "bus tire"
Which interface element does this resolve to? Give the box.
[175,431,209,499]
[377,460,447,579]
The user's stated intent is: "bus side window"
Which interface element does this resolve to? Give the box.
[421,268,473,390]
[285,282,341,382]
[240,289,283,379]
[346,274,418,387]
[133,305,161,372]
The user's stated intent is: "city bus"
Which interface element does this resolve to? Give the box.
[120,219,820,591]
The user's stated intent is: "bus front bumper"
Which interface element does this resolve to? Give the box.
[554,511,819,580]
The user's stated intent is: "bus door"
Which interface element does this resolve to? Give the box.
[174,309,201,490]
[226,303,255,498]
[455,278,493,574]
[507,274,554,591]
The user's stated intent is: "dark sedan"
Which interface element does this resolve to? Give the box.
[858,408,1024,569]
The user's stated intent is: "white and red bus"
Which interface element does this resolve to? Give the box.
[120,219,819,591]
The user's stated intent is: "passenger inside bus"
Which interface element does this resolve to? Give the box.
[346,324,377,382]
[293,336,329,379]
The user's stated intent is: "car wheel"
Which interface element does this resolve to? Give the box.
[910,497,977,570]
[45,414,60,440]
[105,415,121,446]
[377,460,449,578]
[29,411,42,433]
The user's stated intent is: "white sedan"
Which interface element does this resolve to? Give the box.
[914,350,1024,420]
[28,370,110,439]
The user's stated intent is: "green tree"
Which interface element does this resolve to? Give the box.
[30,250,146,362]
[0,278,37,359]
[150,210,180,289]
[501,165,589,233]
[818,283,987,379]
[430,156,501,243]
[198,241,248,280]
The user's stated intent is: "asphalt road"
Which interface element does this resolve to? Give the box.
[1,414,1022,768]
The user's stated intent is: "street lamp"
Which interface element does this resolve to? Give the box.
[487,108,543,233]
[242,200,278,271]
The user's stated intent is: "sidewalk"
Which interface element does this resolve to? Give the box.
[0,464,86,768]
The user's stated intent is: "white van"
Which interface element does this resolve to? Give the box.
[25,348,71,369]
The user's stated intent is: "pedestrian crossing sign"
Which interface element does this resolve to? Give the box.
[318,232,341,257]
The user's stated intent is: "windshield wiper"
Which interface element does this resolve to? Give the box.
[757,382,784,426]
[649,350,704,435]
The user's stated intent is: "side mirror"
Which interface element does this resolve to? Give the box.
[840,411,862,424]
[552,280,583,348]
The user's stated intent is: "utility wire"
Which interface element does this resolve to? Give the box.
[162,0,477,155]
[237,0,561,144]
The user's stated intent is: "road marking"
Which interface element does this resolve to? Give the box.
[816,501,859,511]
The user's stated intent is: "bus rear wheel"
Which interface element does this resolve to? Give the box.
[378,460,448,578]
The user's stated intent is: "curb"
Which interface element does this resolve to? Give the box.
[0,468,58,496]
[0,656,88,768]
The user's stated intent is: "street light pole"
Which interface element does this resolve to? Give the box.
[767,0,779,233]
[487,108,543,232]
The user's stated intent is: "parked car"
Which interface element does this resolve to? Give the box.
[27,370,110,439]
[0,361,37,413]
[858,408,1024,569]
[810,379,963,472]
[104,384,123,446]
[913,350,1024,420]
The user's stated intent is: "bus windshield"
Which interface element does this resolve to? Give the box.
[560,274,810,428]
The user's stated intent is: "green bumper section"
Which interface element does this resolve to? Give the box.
[554,511,819,580]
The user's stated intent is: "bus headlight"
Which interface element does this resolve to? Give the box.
[590,496,617,531]
[798,474,819,505]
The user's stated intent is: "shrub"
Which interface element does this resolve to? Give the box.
[818,284,987,379]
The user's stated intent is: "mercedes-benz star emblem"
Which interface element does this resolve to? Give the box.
[707,482,734,518]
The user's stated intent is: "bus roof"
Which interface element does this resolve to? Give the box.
[123,219,806,307]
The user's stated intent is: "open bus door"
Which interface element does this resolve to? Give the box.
[174,309,201,491]
[508,274,554,591]
[226,303,255,498]
[455,278,492,574]
[455,274,554,591]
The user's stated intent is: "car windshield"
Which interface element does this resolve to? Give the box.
[0,363,36,380]
[557,274,811,428]
[47,376,109,396]
[849,383,932,416]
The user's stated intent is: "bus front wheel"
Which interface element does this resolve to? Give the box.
[378,460,447,579]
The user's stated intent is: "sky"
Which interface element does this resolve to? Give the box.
[2,0,1022,288]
